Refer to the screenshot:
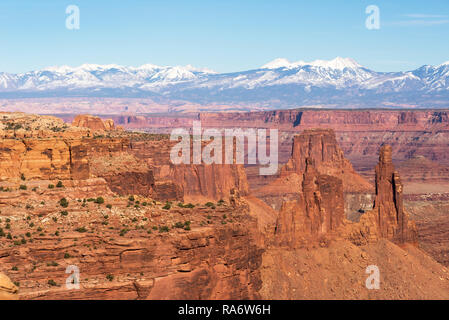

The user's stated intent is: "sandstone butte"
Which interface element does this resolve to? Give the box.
[0,112,447,300]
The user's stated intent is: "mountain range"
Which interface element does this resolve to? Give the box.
[1,57,449,109]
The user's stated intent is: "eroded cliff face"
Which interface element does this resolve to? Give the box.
[255,129,372,215]
[280,129,372,193]
[345,145,418,245]
[261,143,446,300]
[0,138,90,182]
[0,188,263,300]
[72,114,117,132]
[129,140,250,202]
[275,159,345,247]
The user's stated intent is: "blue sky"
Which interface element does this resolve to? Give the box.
[0,0,448,73]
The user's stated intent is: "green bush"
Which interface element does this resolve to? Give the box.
[94,197,104,204]
[19,185,27,190]
[75,227,87,233]
[174,222,184,228]
[106,204,112,209]
[162,202,171,210]
[48,184,55,189]
[56,181,64,188]
[158,226,170,233]
[128,195,135,202]
[59,198,69,208]
[47,279,57,286]
[205,202,215,207]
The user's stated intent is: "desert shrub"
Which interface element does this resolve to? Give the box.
[56,181,64,188]
[158,226,169,233]
[106,204,112,209]
[48,184,55,189]
[106,274,114,281]
[205,202,214,207]
[75,227,87,233]
[94,197,104,204]
[19,185,27,190]
[128,195,135,202]
[60,210,68,216]
[174,222,184,228]
[47,280,57,286]
[59,198,69,208]
[162,202,171,210]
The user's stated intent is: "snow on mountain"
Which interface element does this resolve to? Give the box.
[262,57,361,70]
[0,58,448,108]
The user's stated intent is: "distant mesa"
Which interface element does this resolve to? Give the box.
[72,114,120,132]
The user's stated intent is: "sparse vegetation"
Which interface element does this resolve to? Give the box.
[94,196,104,204]
[59,198,69,208]
[47,279,57,286]
[162,202,171,210]
[56,181,64,188]
[159,225,170,233]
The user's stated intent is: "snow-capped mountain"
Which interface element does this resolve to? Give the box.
[1,57,448,109]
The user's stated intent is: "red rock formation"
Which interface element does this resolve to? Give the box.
[130,140,250,202]
[372,145,417,243]
[346,145,418,245]
[72,114,116,132]
[0,273,18,300]
[280,129,372,193]
[255,129,372,211]
[275,158,345,247]
[0,138,90,181]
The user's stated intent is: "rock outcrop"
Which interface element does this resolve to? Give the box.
[346,145,418,245]
[72,114,116,132]
[280,129,372,193]
[0,273,18,300]
[275,158,345,247]
[0,138,90,181]
[255,129,371,212]
[372,145,418,243]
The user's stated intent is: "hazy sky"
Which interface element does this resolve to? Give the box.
[1,0,448,73]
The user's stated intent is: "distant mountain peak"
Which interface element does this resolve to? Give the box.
[308,57,362,70]
[262,57,362,70]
